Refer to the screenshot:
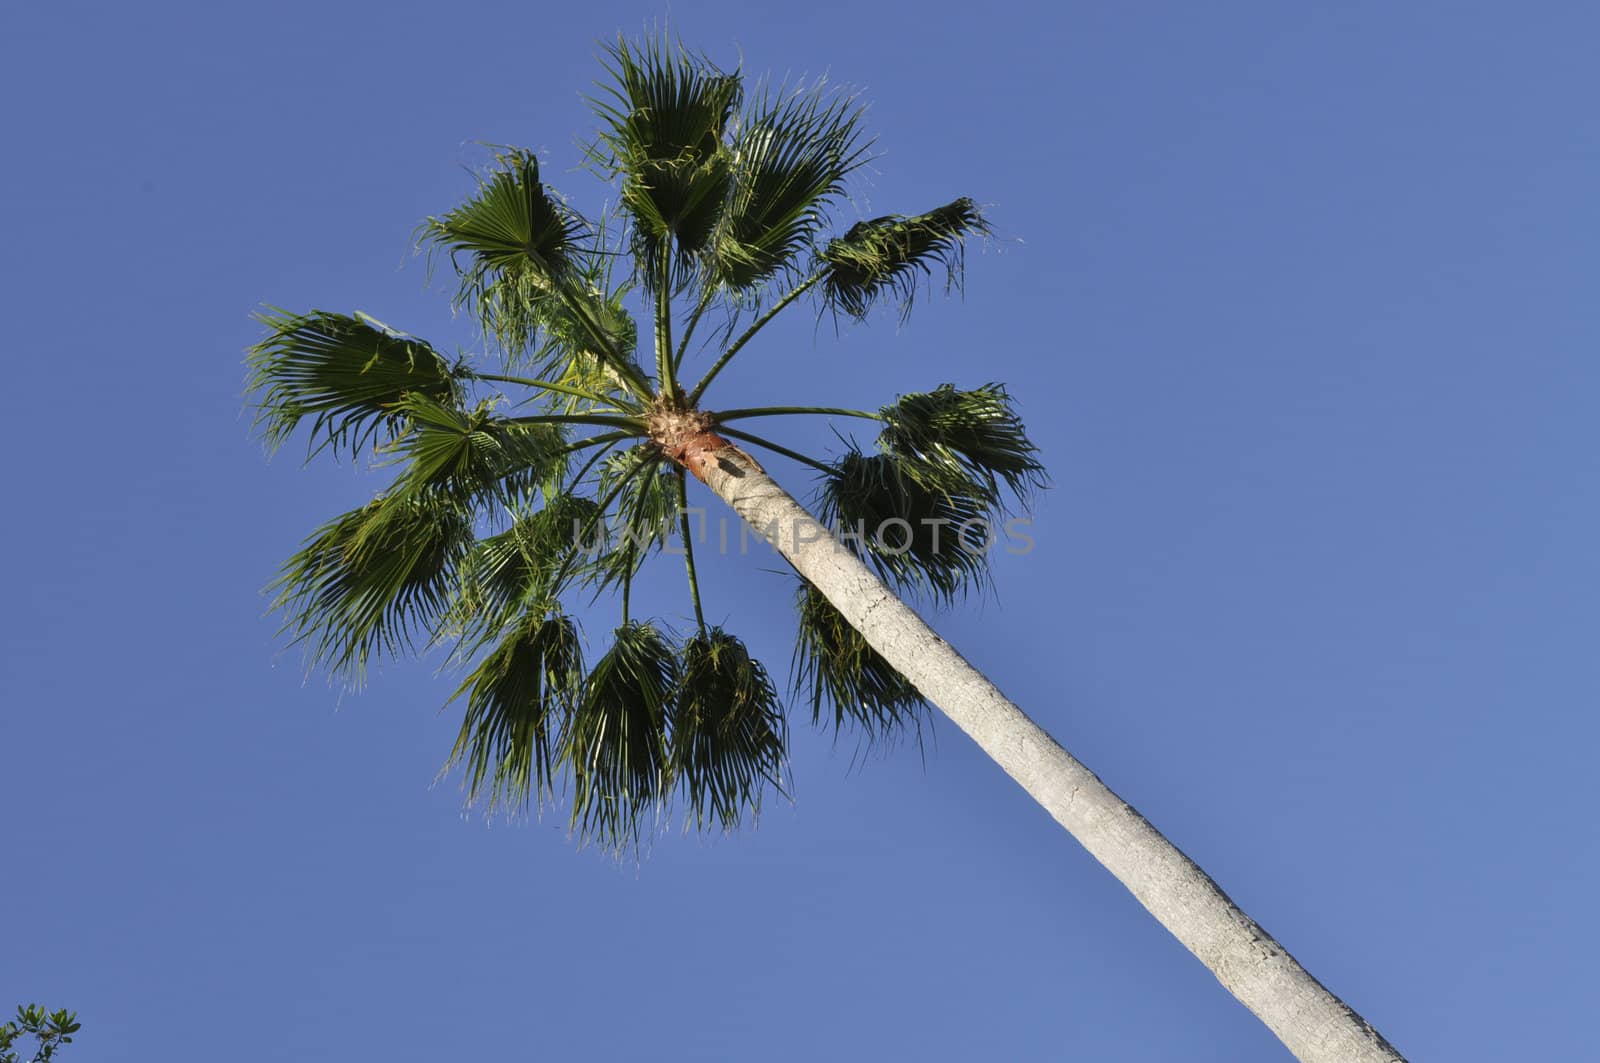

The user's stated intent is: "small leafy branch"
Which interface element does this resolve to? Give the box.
[0,1006,79,1063]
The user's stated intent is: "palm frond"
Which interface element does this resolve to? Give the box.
[876,383,1046,507]
[670,628,788,830]
[445,607,585,812]
[817,449,993,604]
[421,149,588,356]
[820,198,991,321]
[591,35,741,290]
[588,448,679,592]
[565,621,679,849]
[711,80,870,292]
[269,492,472,683]
[449,493,604,647]
[792,580,926,741]
[248,309,462,459]
[381,394,570,507]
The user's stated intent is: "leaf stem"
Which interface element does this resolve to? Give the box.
[687,271,825,405]
[673,290,714,375]
[716,426,834,475]
[676,470,706,633]
[655,242,675,395]
[471,372,631,409]
[715,405,882,423]
[505,412,647,431]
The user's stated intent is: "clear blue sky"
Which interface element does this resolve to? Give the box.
[3,2,1596,1059]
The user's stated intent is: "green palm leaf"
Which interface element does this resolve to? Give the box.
[451,493,603,647]
[382,394,570,507]
[671,628,788,830]
[591,36,741,291]
[445,607,585,812]
[421,149,587,354]
[588,448,679,592]
[792,580,925,740]
[248,309,462,460]
[876,383,1046,506]
[711,81,869,292]
[566,621,679,848]
[817,449,993,604]
[269,492,473,683]
[820,198,991,321]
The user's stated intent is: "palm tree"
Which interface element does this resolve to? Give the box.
[248,36,1405,1062]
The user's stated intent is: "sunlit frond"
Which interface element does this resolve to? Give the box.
[711,80,870,292]
[382,394,570,507]
[792,580,926,741]
[566,621,679,849]
[421,149,588,354]
[588,447,679,592]
[670,628,788,830]
[591,35,741,290]
[817,449,993,604]
[876,383,1046,507]
[248,309,462,459]
[445,607,585,812]
[450,494,604,648]
[820,198,991,321]
[269,493,473,684]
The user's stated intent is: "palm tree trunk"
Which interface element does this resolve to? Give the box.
[679,435,1406,1063]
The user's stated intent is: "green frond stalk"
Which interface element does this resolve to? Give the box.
[672,289,714,374]
[590,450,679,594]
[468,371,637,411]
[544,445,658,597]
[820,198,992,322]
[686,270,824,404]
[248,309,462,460]
[675,470,706,632]
[654,239,675,391]
[714,405,882,422]
[713,425,835,475]
[671,628,788,830]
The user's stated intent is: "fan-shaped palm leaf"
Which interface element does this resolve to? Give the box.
[671,628,788,829]
[565,621,679,848]
[445,607,585,811]
[421,149,587,352]
[820,198,991,321]
[382,394,570,507]
[876,383,1046,506]
[248,309,463,460]
[591,36,741,290]
[588,448,679,592]
[450,494,604,648]
[817,449,993,604]
[792,580,926,740]
[711,81,869,292]
[269,492,473,682]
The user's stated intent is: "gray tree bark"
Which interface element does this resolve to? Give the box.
[683,437,1406,1063]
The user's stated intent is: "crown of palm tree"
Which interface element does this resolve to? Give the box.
[249,34,1044,852]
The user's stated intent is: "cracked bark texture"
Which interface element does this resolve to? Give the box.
[692,441,1406,1063]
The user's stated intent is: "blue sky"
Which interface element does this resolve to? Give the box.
[3,1,1597,1059]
